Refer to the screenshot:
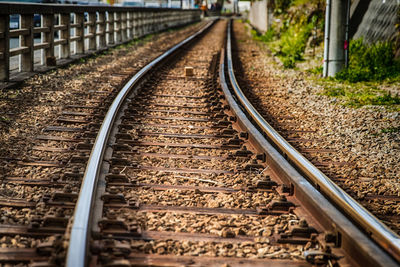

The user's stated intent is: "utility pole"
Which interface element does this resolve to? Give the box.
[344,0,350,67]
[323,0,331,77]
[323,0,348,77]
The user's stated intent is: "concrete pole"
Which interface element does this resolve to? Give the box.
[323,0,331,77]
[344,0,350,68]
[327,0,347,76]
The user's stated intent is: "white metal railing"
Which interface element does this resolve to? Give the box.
[0,2,201,81]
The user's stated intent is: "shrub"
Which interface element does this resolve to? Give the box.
[251,27,276,43]
[277,21,314,68]
[273,0,294,15]
[261,28,276,42]
[249,0,325,69]
[336,39,400,82]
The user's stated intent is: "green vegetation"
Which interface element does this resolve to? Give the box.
[323,86,345,97]
[273,0,294,15]
[381,126,400,133]
[275,20,315,68]
[0,116,10,122]
[322,83,400,109]
[307,65,323,75]
[251,28,275,43]
[251,0,325,68]
[245,0,400,110]
[335,39,400,82]
[249,0,399,81]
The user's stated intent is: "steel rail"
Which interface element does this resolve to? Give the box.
[66,20,215,267]
[225,20,400,264]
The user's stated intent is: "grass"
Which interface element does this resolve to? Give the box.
[0,116,10,122]
[346,91,400,108]
[307,65,323,75]
[251,28,275,43]
[323,86,345,97]
[321,82,400,110]
[381,126,400,133]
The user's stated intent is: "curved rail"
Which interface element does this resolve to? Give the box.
[225,20,400,263]
[66,20,215,267]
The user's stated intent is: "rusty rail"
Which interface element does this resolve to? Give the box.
[0,2,201,82]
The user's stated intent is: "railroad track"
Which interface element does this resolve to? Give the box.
[0,19,399,266]
[231,20,400,236]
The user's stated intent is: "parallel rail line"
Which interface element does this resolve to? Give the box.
[223,20,400,264]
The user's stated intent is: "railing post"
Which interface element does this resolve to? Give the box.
[115,12,121,43]
[164,12,169,29]
[140,12,145,37]
[20,14,34,72]
[98,12,106,48]
[121,11,127,42]
[153,12,157,32]
[135,12,140,38]
[146,12,150,34]
[139,12,144,37]
[156,12,161,31]
[60,13,70,59]
[158,11,163,31]
[0,15,10,81]
[75,12,84,54]
[166,11,170,29]
[149,12,154,33]
[166,12,171,29]
[137,12,143,38]
[143,12,147,35]
[88,12,96,51]
[42,13,55,66]
[162,11,167,30]
[107,12,114,45]
[150,12,154,33]
[175,11,179,26]
[127,11,133,40]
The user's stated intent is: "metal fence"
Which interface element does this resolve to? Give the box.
[0,3,201,81]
